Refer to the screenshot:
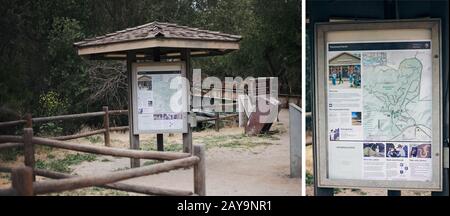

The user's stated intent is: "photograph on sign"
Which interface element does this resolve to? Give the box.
[133,62,188,134]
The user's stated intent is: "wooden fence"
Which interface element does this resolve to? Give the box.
[0,128,206,196]
[0,106,128,147]
[0,106,238,142]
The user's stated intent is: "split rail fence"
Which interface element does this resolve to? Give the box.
[0,107,206,196]
[0,106,238,148]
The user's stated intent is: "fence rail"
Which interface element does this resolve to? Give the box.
[0,109,129,128]
[0,128,206,196]
[0,106,130,147]
[0,106,237,143]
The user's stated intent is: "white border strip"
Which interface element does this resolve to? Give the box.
[301,0,307,196]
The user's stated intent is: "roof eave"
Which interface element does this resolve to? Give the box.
[76,37,240,56]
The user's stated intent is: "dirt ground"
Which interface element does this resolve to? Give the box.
[1,109,301,196]
[73,109,300,196]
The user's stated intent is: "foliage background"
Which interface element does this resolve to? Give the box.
[0,0,301,133]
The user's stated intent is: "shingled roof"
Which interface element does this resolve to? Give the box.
[75,21,242,47]
[74,21,242,57]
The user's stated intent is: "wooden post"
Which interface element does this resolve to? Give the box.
[215,113,220,132]
[157,134,164,152]
[11,166,34,196]
[25,113,32,128]
[181,49,193,154]
[153,49,165,153]
[23,128,35,181]
[103,106,111,147]
[127,52,140,168]
[193,144,206,196]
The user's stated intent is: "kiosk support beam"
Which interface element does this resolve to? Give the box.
[181,49,193,154]
[127,52,140,168]
[153,48,165,152]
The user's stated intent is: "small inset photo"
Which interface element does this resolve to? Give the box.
[329,128,340,141]
[328,52,361,89]
[363,143,385,157]
[351,112,362,126]
[410,144,432,158]
[138,75,153,91]
[386,143,408,158]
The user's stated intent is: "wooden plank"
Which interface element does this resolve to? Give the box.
[193,145,206,196]
[33,156,199,195]
[31,137,190,160]
[103,106,111,147]
[11,166,34,196]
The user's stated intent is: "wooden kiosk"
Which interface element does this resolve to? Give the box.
[74,21,241,168]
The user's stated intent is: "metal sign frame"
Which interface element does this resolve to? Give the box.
[314,19,443,191]
[132,61,188,134]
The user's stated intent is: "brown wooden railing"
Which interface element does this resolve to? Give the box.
[0,128,206,196]
[0,106,238,141]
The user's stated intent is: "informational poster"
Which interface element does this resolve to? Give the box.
[133,63,188,134]
[327,41,433,182]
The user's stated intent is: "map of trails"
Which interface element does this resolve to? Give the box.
[152,74,181,113]
[363,49,432,141]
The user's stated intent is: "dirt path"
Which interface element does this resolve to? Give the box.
[71,109,301,196]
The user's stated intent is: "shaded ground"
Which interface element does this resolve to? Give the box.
[1,109,301,196]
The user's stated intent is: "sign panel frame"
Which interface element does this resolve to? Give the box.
[132,61,188,135]
[314,19,443,191]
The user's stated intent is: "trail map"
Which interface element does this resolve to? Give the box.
[363,49,432,141]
